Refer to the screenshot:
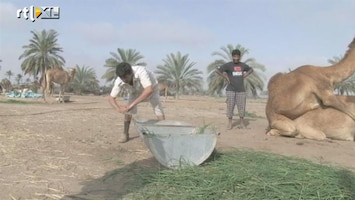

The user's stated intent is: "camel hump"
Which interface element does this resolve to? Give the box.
[268,72,284,83]
[272,72,283,78]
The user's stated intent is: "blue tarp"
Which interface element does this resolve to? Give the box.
[5,90,43,98]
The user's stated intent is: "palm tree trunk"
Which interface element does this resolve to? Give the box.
[252,88,258,99]
[176,83,180,99]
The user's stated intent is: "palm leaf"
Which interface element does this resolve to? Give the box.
[72,65,99,94]
[19,29,65,78]
[155,52,203,99]
[102,48,146,82]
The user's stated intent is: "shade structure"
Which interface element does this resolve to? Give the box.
[133,119,218,169]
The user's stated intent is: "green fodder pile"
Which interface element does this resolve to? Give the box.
[126,150,355,200]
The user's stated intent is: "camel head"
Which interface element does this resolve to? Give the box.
[338,36,355,67]
[68,68,76,79]
[348,36,355,48]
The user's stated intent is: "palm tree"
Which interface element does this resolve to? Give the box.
[155,52,203,99]
[335,75,355,95]
[102,48,146,82]
[15,73,23,86]
[207,44,266,98]
[25,77,31,84]
[19,29,65,79]
[71,65,99,95]
[5,70,13,81]
[328,55,355,95]
[1,78,12,92]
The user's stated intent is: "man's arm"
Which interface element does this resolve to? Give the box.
[243,68,253,78]
[108,78,125,113]
[108,95,124,112]
[125,67,154,111]
[215,68,230,84]
[126,85,153,110]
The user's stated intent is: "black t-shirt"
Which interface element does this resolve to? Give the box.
[217,61,252,92]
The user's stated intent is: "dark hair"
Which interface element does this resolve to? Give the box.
[116,62,133,78]
[232,49,241,56]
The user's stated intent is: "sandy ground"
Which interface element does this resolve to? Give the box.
[0,95,354,199]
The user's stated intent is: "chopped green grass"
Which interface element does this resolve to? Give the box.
[123,150,355,200]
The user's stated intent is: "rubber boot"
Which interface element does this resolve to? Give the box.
[119,121,130,143]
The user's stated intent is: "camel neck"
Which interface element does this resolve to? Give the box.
[325,48,355,84]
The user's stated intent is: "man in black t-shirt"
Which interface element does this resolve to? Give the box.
[215,49,254,129]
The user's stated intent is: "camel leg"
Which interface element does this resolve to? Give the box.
[164,88,168,103]
[45,74,53,103]
[44,84,52,103]
[318,91,355,120]
[58,86,63,103]
[42,86,48,103]
[50,84,54,97]
[296,124,327,140]
[266,112,297,137]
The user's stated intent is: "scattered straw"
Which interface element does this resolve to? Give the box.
[35,193,64,199]
[9,194,17,200]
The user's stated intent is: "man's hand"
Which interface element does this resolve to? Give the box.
[225,77,231,84]
[116,106,126,113]
[243,68,254,79]
[216,68,230,84]
[115,105,129,113]
[119,104,134,113]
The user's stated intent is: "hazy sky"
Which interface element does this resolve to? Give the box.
[0,0,354,87]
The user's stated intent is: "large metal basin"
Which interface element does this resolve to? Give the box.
[133,119,217,169]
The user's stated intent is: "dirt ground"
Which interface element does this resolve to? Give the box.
[0,95,354,199]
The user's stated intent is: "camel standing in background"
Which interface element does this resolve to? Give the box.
[266,36,355,137]
[158,82,169,103]
[294,95,354,141]
[39,76,54,96]
[43,67,76,103]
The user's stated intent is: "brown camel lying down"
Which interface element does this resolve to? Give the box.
[294,96,355,141]
[266,37,355,137]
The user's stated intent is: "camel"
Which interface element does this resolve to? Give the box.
[43,67,76,103]
[39,76,54,95]
[266,36,355,137]
[158,82,169,102]
[293,95,354,141]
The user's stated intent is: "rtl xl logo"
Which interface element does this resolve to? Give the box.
[17,6,60,22]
